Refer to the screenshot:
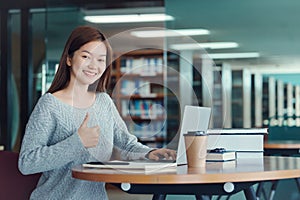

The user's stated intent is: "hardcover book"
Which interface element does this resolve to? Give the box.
[207,128,268,152]
[206,149,236,162]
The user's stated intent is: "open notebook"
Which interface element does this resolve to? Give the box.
[83,105,211,170]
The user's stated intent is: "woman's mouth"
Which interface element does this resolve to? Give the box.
[83,70,97,77]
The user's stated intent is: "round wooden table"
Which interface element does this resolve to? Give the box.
[72,156,300,200]
[264,140,300,156]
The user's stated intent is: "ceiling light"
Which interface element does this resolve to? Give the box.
[170,42,239,50]
[84,14,174,23]
[207,52,260,59]
[130,29,210,38]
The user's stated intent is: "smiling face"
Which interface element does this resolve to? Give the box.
[67,40,107,87]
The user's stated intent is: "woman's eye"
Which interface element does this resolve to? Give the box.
[82,55,89,59]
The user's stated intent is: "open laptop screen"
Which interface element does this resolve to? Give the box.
[176,105,211,165]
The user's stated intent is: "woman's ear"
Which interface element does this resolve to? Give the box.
[66,56,72,66]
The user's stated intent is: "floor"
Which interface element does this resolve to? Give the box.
[107,185,152,200]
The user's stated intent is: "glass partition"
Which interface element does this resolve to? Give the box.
[10,11,21,150]
[42,7,82,94]
[0,9,47,150]
[32,10,47,104]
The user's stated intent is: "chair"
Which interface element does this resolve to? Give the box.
[0,151,41,200]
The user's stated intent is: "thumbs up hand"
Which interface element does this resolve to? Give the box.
[78,113,100,148]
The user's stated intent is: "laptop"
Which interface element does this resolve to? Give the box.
[176,105,211,165]
[83,105,211,169]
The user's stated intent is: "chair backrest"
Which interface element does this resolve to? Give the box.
[0,151,41,200]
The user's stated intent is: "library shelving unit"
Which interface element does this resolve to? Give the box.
[211,63,232,128]
[231,69,251,128]
[285,83,294,126]
[262,76,270,126]
[206,62,232,128]
[276,80,284,126]
[192,56,204,106]
[165,52,180,146]
[267,77,277,126]
[252,73,263,127]
[191,59,232,128]
[109,49,180,148]
[251,74,256,127]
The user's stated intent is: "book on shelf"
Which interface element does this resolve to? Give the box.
[120,57,163,74]
[207,128,268,152]
[120,79,151,96]
[206,149,236,162]
[126,121,166,139]
[121,99,164,118]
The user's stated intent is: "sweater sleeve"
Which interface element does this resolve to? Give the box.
[18,95,90,175]
[108,96,152,160]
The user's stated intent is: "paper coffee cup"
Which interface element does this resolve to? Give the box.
[184,131,208,167]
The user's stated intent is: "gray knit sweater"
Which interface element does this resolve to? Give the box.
[18,92,151,200]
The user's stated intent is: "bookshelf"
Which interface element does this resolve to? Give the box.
[191,59,232,128]
[110,49,179,148]
[286,83,294,126]
[268,77,276,126]
[262,76,270,126]
[211,63,232,128]
[192,57,203,106]
[165,52,180,146]
[231,69,251,128]
[253,73,263,127]
[276,80,284,126]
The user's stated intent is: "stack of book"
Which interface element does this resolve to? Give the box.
[207,128,268,159]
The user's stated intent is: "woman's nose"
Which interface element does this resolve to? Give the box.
[88,58,98,69]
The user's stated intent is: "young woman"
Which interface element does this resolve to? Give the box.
[18,26,176,200]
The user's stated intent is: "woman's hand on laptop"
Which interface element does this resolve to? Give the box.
[146,148,177,161]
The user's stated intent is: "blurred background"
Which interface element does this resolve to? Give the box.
[1,0,300,154]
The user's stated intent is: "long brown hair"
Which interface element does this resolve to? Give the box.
[47,26,112,93]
